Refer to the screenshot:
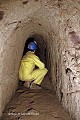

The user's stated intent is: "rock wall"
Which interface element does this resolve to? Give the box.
[0,0,80,120]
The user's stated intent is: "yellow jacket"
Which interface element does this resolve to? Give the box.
[19,51,45,80]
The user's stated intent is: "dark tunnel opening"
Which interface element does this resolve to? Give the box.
[22,37,34,56]
[22,37,41,60]
[22,34,47,67]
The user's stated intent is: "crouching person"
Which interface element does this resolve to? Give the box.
[19,41,48,89]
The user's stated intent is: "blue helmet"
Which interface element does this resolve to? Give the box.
[27,41,37,50]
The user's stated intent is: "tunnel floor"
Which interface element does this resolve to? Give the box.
[1,80,72,120]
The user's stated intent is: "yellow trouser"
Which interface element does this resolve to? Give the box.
[20,68,48,85]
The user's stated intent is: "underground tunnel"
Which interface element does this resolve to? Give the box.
[0,0,80,120]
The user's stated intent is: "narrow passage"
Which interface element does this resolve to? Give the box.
[1,79,72,120]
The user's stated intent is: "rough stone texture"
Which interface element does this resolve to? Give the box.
[1,85,72,120]
[0,0,80,120]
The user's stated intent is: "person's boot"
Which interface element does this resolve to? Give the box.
[30,83,42,90]
[24,80,34,88]
[24,81,31,88]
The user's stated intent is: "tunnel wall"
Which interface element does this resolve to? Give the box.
[0,0,80,120]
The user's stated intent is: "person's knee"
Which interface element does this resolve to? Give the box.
[43,68,48,74]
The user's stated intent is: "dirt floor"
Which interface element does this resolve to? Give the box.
[1,83,73,120]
